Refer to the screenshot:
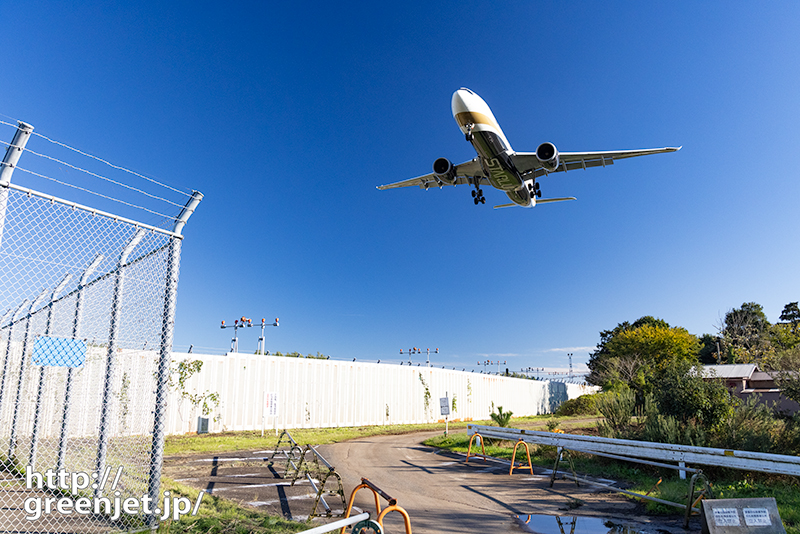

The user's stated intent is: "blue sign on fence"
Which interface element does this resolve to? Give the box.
[31,336,87,367]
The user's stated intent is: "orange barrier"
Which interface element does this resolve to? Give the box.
[340,478,412,534]
[509,439,533,475]
[465,432,487,463]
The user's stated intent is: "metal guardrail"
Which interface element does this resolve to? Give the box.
[467,424,800,476]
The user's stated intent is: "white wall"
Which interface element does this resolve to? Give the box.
[165,352,596,434]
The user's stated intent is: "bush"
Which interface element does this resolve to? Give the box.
[653,363,734,430]
[596,387,636,438]
[555,394,600,416]
[641,395,707,446]
[490,406,513,427]
[716,395,782,452]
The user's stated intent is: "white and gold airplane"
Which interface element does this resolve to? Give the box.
[377,88,680,208]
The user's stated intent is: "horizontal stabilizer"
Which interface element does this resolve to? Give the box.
[492,203,517,209]
[536,196,577,204]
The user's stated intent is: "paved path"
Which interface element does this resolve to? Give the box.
[164,430,701,533]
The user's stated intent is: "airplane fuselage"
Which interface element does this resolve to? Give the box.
[451,88,532,206]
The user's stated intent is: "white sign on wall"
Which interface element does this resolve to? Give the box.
[265,392,279,417]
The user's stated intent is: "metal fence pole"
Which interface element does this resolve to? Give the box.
[0,121,34,249]
[28,273,71,470]
[95,229,145,494]
[0,300,28,419]
[8,288,48,460]
[147,190,202,528]
[56,254,103,473]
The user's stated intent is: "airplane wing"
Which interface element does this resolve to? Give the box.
[376,158,488,190]
[511,146,681,179]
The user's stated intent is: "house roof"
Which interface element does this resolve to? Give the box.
[693,364,758,379]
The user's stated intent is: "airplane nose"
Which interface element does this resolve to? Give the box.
[451,89,470,115]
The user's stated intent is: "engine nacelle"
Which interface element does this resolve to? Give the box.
[432,157,457,185]
[535,142,560,172]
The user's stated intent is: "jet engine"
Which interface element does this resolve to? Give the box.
[535,142,560,172]
[432,158,458,185]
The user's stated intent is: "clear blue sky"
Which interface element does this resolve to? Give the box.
[2,2,799,374]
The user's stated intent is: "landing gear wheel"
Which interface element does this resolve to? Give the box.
[474,197,479,205]
[536,190,542,198]
[471,190,477,198]
[480,197,485,204]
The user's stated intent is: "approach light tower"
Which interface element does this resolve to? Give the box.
[400,347,438,367]
[221,317,252,352]
[257,318,279,355]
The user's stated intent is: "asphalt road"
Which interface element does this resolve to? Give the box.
[164,429,701,533]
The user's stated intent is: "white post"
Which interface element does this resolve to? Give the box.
[0,121,34,249]
[679,461,686,480]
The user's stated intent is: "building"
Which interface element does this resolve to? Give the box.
[694,364,799,415]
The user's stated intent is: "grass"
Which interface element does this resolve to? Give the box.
[163,414,588,456]
[156,477,307,534]
[423,429,800,534]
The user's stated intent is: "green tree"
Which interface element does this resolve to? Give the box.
[780,302,800,333]
[587,316,670,387]
[589,318,700,396]
[698,333,722,365]
[654,362,733,430]
[719,302,773,364]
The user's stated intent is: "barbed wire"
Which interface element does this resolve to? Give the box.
[14,166,179,221]
[0,118,193,197]
[14,143,186,209]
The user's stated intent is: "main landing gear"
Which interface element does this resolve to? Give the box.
[472,187,485,205]
[528,181,542,198]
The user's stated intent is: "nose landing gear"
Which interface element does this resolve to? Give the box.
[465,123,475,142]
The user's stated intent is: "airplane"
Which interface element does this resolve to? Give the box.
[377,88,680,208]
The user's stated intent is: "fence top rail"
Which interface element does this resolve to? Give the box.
[468,424,800,470]
[4,182,184,239]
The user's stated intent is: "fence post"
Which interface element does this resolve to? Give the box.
[0,121,34,248]
[28,273,72,470]
[147,190,202,528]
[95,229,146,494]
[0,300,29,419]
[8,288,48,459]
[56,254,103,473]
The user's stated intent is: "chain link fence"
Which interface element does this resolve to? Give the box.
[0,122,201,533]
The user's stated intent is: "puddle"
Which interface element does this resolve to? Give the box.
[516,514,650,534]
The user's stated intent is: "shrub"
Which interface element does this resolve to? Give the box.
[596,387,636,438]
[716,395,781,453]
[490,406,513,427]
[555,394,600,416]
